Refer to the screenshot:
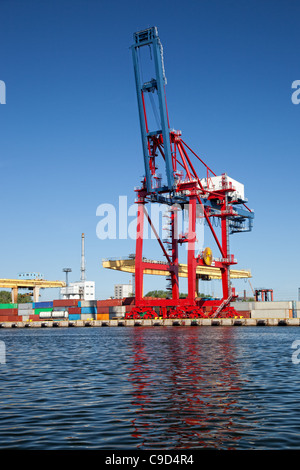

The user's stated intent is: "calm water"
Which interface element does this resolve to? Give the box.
[0,326,300,450]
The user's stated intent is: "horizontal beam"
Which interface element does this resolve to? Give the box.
[102,259,251,280]
[0,279,66,288]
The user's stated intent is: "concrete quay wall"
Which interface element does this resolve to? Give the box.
[0,318,300,328]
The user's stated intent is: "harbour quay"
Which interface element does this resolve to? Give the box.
[1,317,300,328]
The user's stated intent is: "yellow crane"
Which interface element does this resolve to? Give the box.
[0,278,66,303]
[102,258,251,280]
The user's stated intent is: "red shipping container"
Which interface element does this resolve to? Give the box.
[123,297,135,305]
[0,315,20,322]
[236,310,251,318]
[0,309,18,316]
[68,307,81,314]
[97,299,123,307]
[12,316,20,321]
[97,307,109,313]
[53,299,79,307]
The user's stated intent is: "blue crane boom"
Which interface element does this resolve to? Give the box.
[131,27,174,193]
[131,26,254,233]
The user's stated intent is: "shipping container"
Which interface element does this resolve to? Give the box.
[123,297,135,305]
[108,306,126,318]
[34,308,53,315]
[97,299,123,307]
[109,306,126,313]
[39,312,52,318]
[81,313,95,320]
[0,308,19,315]
[251,310,289,319]
[96,313,109,321]
[81,306,97,314]
[69,314,80,321]
[79,300,97,308]
[68,307,81,314]
[236,310,251,318]
[29,315,41,321]
[52,311,68,318]
[97,306,110,313]
[17,303,33,310]
[0,303,18,309]
[53,299,79,307]
[18,309,34,316]
[53,306,69,312]
[0,315,20,322]
[33,301,53,309]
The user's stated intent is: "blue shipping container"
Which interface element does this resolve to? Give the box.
[33,301,53,309]
[81,307,97,314]
[68,314,80,321]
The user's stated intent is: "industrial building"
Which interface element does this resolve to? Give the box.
[60,281,95,300]
[114,283,133,299]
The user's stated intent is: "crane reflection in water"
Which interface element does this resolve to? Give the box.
[126,326,258,449]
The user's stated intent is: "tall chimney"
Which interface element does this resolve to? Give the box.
[81,233,86,281]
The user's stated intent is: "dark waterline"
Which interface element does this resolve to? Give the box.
[0,326,300,450]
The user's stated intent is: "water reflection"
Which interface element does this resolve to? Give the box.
[127,327,257,449]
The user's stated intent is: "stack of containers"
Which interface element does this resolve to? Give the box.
[96,299,125,320]
[18,302,35,321]
[79,300,97,320]
[96,300,110,320]
[1,297,136,322]
[53,299,80,321]
[0,303,19,322]
[33,301,53,320]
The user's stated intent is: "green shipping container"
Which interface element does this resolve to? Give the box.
[0,303,18,309]
[34,308,53,315]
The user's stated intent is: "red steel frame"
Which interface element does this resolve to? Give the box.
[126,129,244,320]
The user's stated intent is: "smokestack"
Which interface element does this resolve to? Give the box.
[81,233,86,281]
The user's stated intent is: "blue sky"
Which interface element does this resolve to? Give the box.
[0,0,299,301]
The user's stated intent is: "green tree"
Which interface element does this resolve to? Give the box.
[0,290,11,304]
[0,290,32,304]
[145,290,206,299]
[145,290,169,298]
[17,293,32,303]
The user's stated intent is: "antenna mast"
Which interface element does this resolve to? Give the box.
[81,233,86,281]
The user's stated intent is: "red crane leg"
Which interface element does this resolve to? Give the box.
[171,208,179,301]
[187,195,197,304]
[135,201,145,305]
[221,199,230,300]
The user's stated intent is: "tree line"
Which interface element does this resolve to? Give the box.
[0,291,32,304]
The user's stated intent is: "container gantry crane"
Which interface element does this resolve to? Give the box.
[127,27,254,319]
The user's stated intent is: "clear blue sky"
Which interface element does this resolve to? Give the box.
[0,0,299,301]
